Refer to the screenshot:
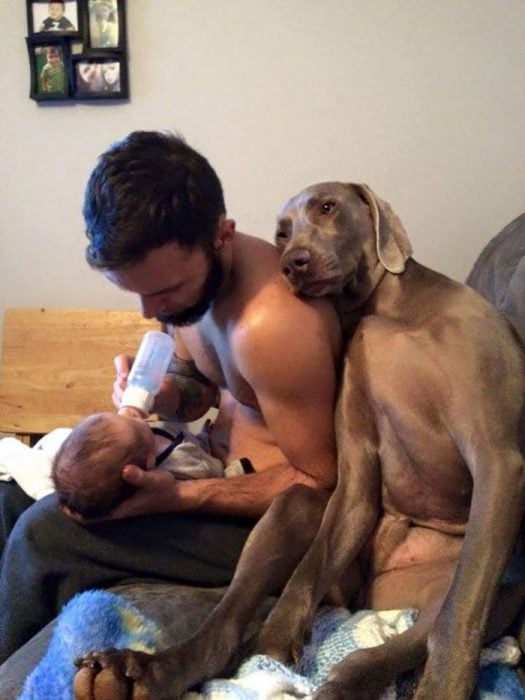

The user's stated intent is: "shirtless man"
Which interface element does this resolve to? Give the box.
[0,131,341,664]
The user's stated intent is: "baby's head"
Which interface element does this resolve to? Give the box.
[46,46,62,66]
[48,2,65,20]
[52,412,155,518]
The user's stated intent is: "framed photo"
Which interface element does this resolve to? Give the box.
[27,1,81,38]
[71,53,128,99]
[26,36,70,101]
[83,0,126,51]
[24,0,128,104]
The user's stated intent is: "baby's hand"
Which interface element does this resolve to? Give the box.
[112,354,134,409]
[117,405,146,420]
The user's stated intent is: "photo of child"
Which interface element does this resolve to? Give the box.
[26,0,128,101]
[38,45,66,94]
[35,1,77,33]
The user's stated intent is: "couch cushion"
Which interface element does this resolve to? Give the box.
[466,213,525,344]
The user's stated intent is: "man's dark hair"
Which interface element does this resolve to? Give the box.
[83,131,226,270]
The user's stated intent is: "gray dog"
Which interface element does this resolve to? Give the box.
[263,182,525,698]
[74,184,525,700]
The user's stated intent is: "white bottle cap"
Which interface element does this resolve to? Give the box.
[120,385,155,414]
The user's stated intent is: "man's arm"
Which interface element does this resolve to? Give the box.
[175,294,342,515]
[107,461,328,521]
[99,296,341,521]
[112,294,341,519]
[235,295,341,491]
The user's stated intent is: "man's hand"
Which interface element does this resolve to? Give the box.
[112,354,182,417]
[62,467,184,523]
[109,466,185,518]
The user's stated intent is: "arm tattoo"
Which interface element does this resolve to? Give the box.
[169,356,218,421]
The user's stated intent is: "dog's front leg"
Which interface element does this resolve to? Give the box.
[257,352,381,664]
[74,484,329,700]
[414,448,525,700]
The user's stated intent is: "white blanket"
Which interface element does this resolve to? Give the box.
[0,429,72,500]
[182,607,522,700]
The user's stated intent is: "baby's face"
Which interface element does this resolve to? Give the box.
[49,3,65,20]
[47,49,61,66]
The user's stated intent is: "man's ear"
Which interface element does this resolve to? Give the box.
[213,216,236,250]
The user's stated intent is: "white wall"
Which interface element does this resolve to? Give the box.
[1,1,524,348]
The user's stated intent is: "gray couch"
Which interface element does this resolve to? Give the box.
[466,212,525,345]
[1,213,524,699]
[466,213,525,450]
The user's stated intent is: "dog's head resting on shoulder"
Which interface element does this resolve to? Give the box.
[275,182,412,306]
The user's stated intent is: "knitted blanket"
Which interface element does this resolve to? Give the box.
[19,590,524,700]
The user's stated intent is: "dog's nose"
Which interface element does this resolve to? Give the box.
[282,248,311,278]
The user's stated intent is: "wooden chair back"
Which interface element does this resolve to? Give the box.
[0,308,160,444]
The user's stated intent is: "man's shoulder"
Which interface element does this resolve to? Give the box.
[236,284,341,362]
[237,232,278,260]
[232,286,341,390]
[236,232,339,324]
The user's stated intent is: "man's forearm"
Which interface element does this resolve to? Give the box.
[175,463,330,519]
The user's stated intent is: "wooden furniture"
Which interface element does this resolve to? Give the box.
[0,308,159,444]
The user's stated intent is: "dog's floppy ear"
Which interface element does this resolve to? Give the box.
[355,184,412,274]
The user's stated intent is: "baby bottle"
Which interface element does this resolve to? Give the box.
[119,331,174,416]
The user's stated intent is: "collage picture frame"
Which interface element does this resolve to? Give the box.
[26,0,128,102]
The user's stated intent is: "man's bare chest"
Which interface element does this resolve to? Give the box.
[179,324,256,406]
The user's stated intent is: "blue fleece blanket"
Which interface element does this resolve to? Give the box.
[19,590,525,700]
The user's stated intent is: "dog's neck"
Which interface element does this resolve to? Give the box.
[337,258,428,334]
[336,257,388,334]
[364,258,435,321]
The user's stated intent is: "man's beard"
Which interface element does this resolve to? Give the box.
[156,252,224,327]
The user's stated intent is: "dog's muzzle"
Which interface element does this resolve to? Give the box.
[280,247,343,297]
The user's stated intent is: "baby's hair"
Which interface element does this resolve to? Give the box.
[52,413,150,518]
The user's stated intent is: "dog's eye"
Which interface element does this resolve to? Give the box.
[320,201,336,214]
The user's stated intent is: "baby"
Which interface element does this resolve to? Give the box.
[52,412,250,518]
[39,1,75,31]
[40,46,65,93]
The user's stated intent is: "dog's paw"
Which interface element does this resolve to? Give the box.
[255,613,309,666]
[73,648,177,700]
